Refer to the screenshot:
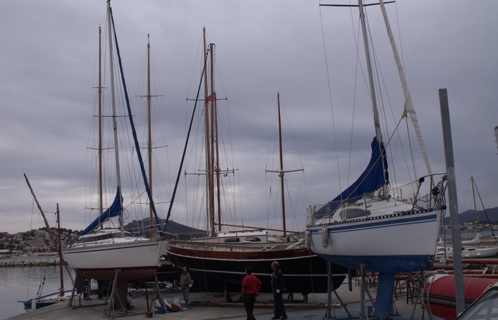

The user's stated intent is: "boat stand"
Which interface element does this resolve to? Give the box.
[358,263,405,320]
[68,273,87,308]
[407,272,426,320]
[358,263,386,320]
[103,269,127,318]
[68,274,80,308]
[148,274,165,315]
[324,262,353,320]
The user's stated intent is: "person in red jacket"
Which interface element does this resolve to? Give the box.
[241,266,261,320]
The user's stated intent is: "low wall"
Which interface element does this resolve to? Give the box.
[0,259,61,267]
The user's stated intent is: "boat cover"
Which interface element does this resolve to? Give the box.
[79,188,122,236]
[314,137,388,220]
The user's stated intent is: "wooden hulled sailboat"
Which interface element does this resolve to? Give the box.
[63,1,164,283]
[164,35,346,294]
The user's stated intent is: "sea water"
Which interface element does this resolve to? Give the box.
[0,260,74,320]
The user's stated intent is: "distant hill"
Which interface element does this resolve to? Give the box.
[124,219,207,240]
[443,207,498,224]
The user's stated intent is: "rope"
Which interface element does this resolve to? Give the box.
[318,3,343,195]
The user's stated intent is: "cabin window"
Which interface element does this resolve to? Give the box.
[244,237,261,242]
[224,237,240,243]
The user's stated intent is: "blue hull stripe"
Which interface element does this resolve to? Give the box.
[311,213,437,234]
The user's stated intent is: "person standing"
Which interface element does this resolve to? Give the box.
[271,261,287,320]
[241,266,261,320]
[179,266,192,308]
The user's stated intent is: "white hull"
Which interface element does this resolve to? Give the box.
[310,210,441,257]
[64,239,165,280]
[308,204,442,272]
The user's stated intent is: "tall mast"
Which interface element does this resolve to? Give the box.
[147,35,154,237]
[266,93,303,237]
[277,93,287,236]
[202,28,214,236]
[209,43,222,233]
[378,0,432,175]
[98,26,104,227]
[56,204,64,297]
[209,42,216,234]
[358,0,382,144]
[107,0,123,235]
[471,176,478,229]
[137,35,162,237]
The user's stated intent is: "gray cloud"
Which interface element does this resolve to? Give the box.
[1,0,497,234]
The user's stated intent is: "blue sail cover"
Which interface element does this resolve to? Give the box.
[314,137,388,219]
[79,188,122,236]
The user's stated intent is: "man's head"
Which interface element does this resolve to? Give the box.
[245,266,252,274]
[271,261,279,270]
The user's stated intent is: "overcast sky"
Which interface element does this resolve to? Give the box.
[1,0,497,234]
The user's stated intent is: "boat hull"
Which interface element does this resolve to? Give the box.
[423,274,498,320]
[309,210,441,273]
[64,239,164,281]
[165,242,347,293]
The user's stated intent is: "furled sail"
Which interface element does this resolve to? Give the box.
[79,188,122,236]
[314,137,388,220]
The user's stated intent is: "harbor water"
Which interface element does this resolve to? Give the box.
[0,257,73,320]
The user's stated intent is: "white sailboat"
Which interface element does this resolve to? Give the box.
[437,177,498,259]
[306,1,447,318]
[63,0,164,282]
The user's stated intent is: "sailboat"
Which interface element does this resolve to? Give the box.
[164,34,346,294]
[306,1,446,318]
[18,192,72,311]
[63,0,164,283]
[437,177,498,259]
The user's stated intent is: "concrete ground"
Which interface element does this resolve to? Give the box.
[8,280,428,320]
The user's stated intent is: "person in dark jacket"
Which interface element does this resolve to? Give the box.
[241,266,261,320]
[271,261,287,320]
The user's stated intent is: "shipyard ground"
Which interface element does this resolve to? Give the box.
[8,279,429,320]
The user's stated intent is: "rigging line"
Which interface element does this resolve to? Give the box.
[163,50,209,230]
[473,181,498,245]
[348,16,362,188]
[318,4,342,195]
[393,2,405,75]
[110,9,161,232]
[369,37,405,189]
[281,99,305,171]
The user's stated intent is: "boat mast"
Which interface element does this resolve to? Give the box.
[98,26,104,226]
[107,0,123,236]
[471,176,478,229]
[357,0,389,196]
[266,93,303,237]
[378,0,432,176]
[358,0,382,145]
[209,42,216,234]
[277,93,287,236]
[209,43,222,234]
[147,35,153,237]
[56,204,64,297]
[202,28,214,236]
[136,35,163,237]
